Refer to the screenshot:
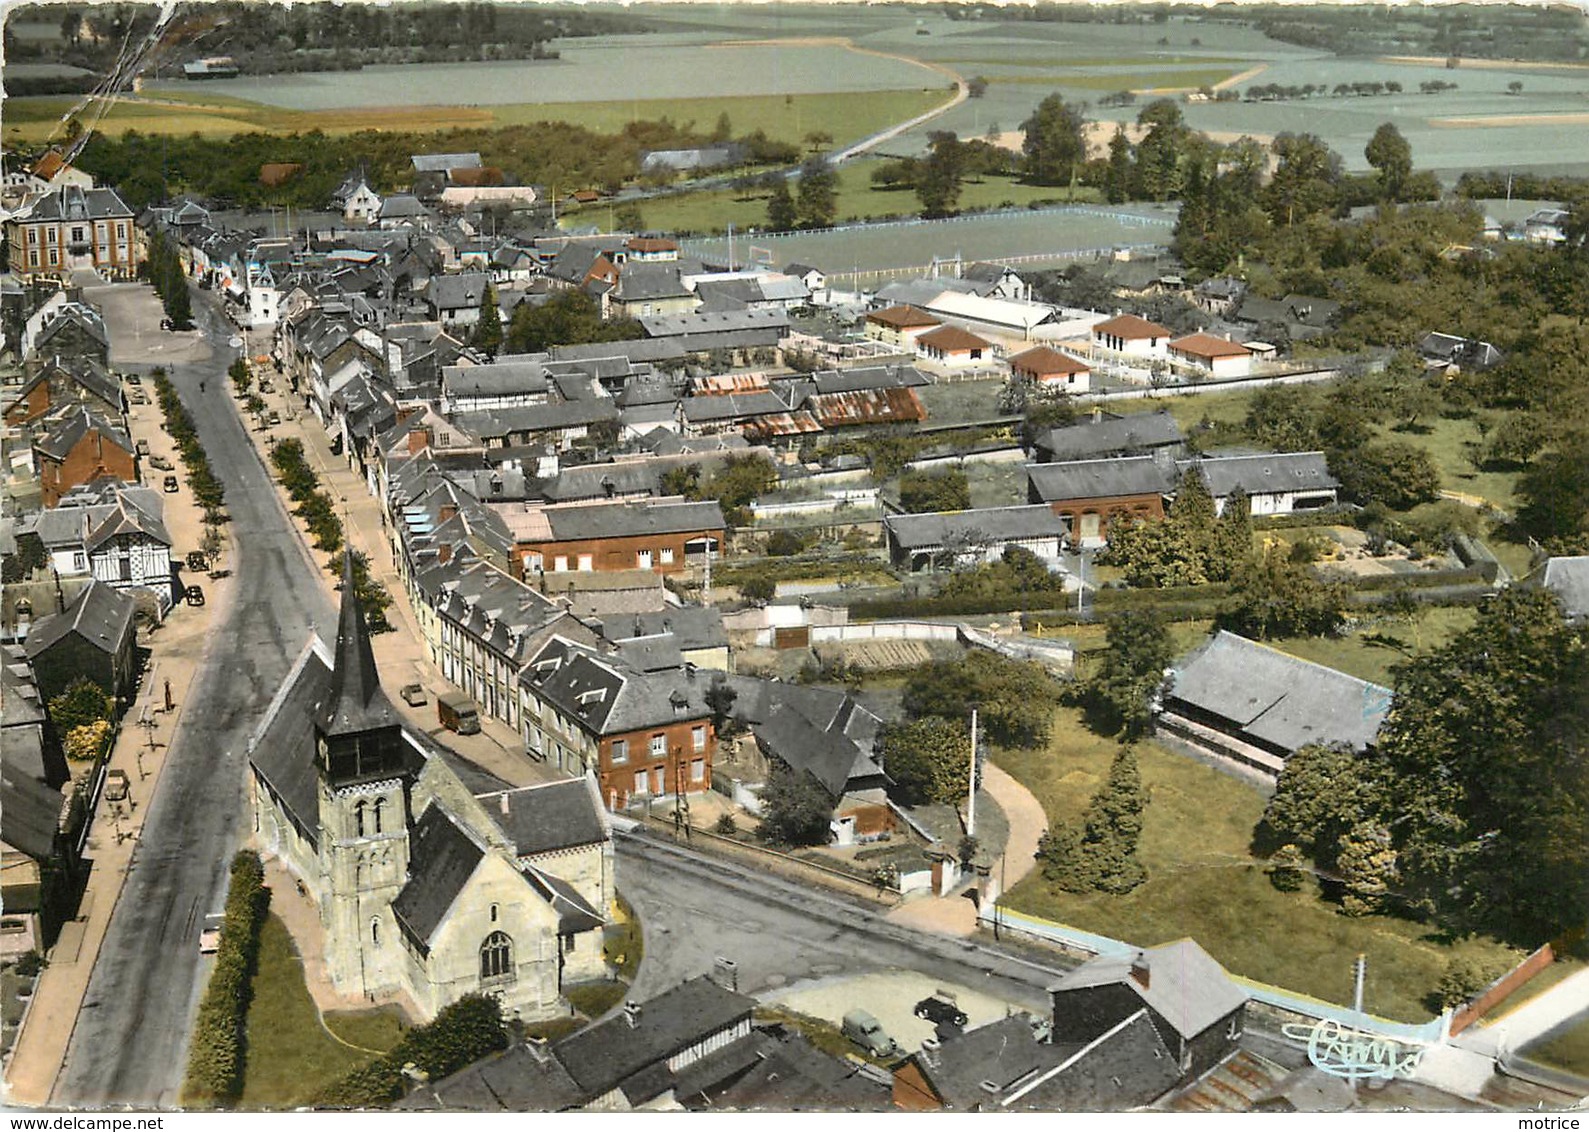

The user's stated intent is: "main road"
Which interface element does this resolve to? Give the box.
[55,287,335,1108]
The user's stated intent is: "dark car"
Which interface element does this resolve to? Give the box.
[185,584,205,607]
[914,992,968,1031]
[186,551,209,572]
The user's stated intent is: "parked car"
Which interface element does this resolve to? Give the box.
[914,991,968,1031]
[185,584,205,607]
[841,1010,901,1059]
[266,410,281,427]
[150,455,173,471]
[199,913,224,955]
[258,379,274,393]
[159,318,174,331]
[162,474,179,493]
[135,439,151,457]
[126,373,142,386]
[130,390,150,405]
[400,683,428,707]
[186,551,209,572]
[104,769,130,803]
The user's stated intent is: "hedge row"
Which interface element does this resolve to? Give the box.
[183,852,270,1107]
[314,994,507,1109]
[1322,565,1489,591]
[152,372,227,523]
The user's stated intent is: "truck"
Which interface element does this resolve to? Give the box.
[437,691,480,735]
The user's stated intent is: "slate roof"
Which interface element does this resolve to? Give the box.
[318,554,401,739]
[754,701,886,798]
[540,500,725,541]
[1051,939,1248,1044]
[1542,556,1589,619]
[681,390,790,423]
[912,1015,1066,1110]
[474,778,608,856]
[22,579,133,659]
[392,805,485,950]
[454,399,619,440]
[1418,332,1504,370]
[1093,314,1171,340]
[1026,456,1174,503]
[1036,412,1183,462]
[247,642,335,845]
[886,504,1069,551]
[614,264,691,302]
[520,637,713,736]
[33,405,132,463]
[1181,452,1337,499]
[397,1043,586,1111]
[21,185,135,222]
[806,364,930,394]
[640,308,789,339]
[412,152,483,173]
[604,605,728,652]
[1167,630,1390,754]
[523,866,604,934]
[700,1026,893,1111]
[553,975,756,1099]
[427,272,490,312]
[442,360,550,398]
[0,759,62,862]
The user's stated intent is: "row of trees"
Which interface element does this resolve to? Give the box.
[268,439,392,630]
[144,232,194,331]
[1257,588,1589,942]
[183,852,269,1106]
[152,370,226,525]
[766,158,840,231]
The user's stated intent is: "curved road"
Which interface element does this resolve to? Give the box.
[55,289,333,1108]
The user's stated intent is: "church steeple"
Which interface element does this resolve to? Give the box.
[316,552,404,786]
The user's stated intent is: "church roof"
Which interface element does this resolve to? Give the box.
[475,778,608,856]
[392,805,485,951]
[248,642,335,849]
[317,553,400,739]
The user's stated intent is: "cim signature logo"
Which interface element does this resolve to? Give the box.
[1281,1019,1427,1082]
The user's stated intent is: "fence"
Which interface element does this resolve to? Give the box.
[1449,943,1556,1037]
[981,904,1449,1045]
[810,620,961,644]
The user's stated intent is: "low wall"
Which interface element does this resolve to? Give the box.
[811,620,960,644]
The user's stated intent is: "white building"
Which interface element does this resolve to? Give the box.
[1092,313,1172,360]
[1167,332,1255,380]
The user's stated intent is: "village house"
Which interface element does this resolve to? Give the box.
[23,579,137,706]
[1026,455,1173,545]
[21,481,174,613]
[1032,411,1184,463]
[440,359,553,415]
[1167,333,1255,380]
[916,324,993,368]
[0,752,80,956]
[885,504,1071,573]
[864,305,941,351]
[5,357,123,427]
[1184,453,1338,516]
[1091,314,1172,360]
[1009,345,1091,392]
[1157,630,1390,779]
[330,171,383,224]
[517,635,716,808]
[6,185,141,280]
[425,272,492,328]
[495,499,726,580]
[248,560,614,1024]
[32,406,136,508]
[20,297,110,367]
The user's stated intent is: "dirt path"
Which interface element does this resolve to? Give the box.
[1214,62,1270,91]
[1379,54,1589,73]
[1430,111,1589,129]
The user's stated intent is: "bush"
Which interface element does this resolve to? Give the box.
[315,995,506,1109]
[1434,955,1505,1011]
[713,813,738,835]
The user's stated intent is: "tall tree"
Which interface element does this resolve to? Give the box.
[795,158,838,229]
[1082,746,1149,894]
[1217,546,1347,639]
[1019,93,1088,187]
[1083,610,1172,738]
[1264,132,1342,227]
[759,759,833,847]
[876,718,971,806]
[1132,98,1188,200]
[472,282,503,359]
[766,178,798,231]
[1364,122,1413,202]
[1257,742,1389,867]
[915,130,966,218]
[1104,125,1134,204]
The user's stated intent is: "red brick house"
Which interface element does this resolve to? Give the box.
[1025,455,1174,545]
[518,636,716,808]
[494,500,726,580]
[33,406,136,507]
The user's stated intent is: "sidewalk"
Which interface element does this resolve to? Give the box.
[3,575,236,1107]
[239,371,547,791]
[1458,968,1589,1059]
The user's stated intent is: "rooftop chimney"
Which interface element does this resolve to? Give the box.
[711,956,739,991]
[408,425,432,455]
[1130,951,1151,989]
[499,792,510,816]
[623,1001,641,1029]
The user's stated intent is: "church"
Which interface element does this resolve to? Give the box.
[247,556,615,1023]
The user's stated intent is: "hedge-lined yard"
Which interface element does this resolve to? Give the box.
[313,994,507,1108]
[182,852,269,1107]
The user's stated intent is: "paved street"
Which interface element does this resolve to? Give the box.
[616,829,1066,1016]
[52,286,335,1108]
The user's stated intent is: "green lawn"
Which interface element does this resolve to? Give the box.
[239,915,406,1108]
[1265,605,1478,688]
[621,164,1103,236]
[1388,416,1521,510]
[1519,1012,1589,1078]
[996,706,1524,1023]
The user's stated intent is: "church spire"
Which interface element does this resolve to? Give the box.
[317,550,398,738]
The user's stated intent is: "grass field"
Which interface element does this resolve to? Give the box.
[239,915,406,1108]
[1519,1012,1589,1077]
[4,87,945,148]
[991,67,1244,92]
[996,706,1524,1022]
[1265,605,1477,687]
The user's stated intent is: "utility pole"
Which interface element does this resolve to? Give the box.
[966,707,978,838]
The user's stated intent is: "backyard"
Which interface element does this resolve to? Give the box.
[995,705,1524,1023]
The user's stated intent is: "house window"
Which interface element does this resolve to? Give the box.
[72,551,86,571]
[692,726,706,752]
[637,549,652,570]
[577,554,594,572]
[71,226,84,243]
[117,223,127,238]
[479,931,514,981]
[118,556,132,581]
[28,251,39,268]
[553,556,568,572]
[660,547,674,565]
[48,250,58,265]
[633,770,647,796]
[691,758,705,783]
[650,733,666,758]
[610,738,628,764]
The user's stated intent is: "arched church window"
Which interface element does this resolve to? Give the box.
[371,918,380,945]
[373,797,385,834]
[354,800,366,837]
[480,931,514,982]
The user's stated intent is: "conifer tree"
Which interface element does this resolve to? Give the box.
[474,283,503,358]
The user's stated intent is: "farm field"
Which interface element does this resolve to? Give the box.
[996,705,1525,1023]
[3,88,947,150]
[674,199,1176,279]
